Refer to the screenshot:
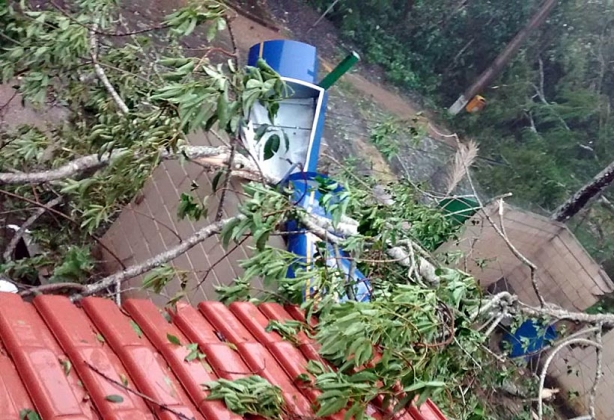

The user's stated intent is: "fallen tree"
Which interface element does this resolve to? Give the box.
[0,1,609,419]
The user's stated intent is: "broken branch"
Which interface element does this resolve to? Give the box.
[3,195,63,261]
[69,215,245,301]
[0,145,257,185]
[89,22,130,114]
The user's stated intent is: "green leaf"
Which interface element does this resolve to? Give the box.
[59,358,72,376]
[254,124,269,141]
[120,373,129,387]
[316,396,349,417]
[167,333,181,346]
[344,402,364,420]
[185,343,199,362]
[19,409,41,420]
[130,320,143,339]
[263,134,280,160]
[217,92,230,130]
[95,333,105,343]
[403,380,446,393]
[105,394,124,403]
[206,22,217,41]
[211,169,226,192]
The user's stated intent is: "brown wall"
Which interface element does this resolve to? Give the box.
[548,330,614,419]
[439,202,614,418]
[438,202,613,310]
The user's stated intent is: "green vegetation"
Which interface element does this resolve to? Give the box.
[310,0,614,272]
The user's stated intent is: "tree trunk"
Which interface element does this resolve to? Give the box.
[552,160,614,223]
[448,0,559,114]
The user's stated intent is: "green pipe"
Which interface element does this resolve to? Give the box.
[318,51,360,90]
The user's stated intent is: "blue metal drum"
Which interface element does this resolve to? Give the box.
[247,40,318,84]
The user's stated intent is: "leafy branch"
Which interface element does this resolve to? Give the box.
[204,376,286,418]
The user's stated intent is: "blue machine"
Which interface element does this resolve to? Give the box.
[243,40,369,302]
[243,40,328,179]
[248,40,319,84]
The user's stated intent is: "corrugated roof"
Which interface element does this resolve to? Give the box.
[0,292,447,420]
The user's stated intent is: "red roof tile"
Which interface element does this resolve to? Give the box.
[0,292,448,420]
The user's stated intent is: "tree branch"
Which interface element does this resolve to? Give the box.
[538,337,602,420]
[588,324,604,420]
[3,195,63,261]
[85,361,195,420]
[465,158,546,306]
[0,145,258,185]
[0,188,126,270]
[89,22,130,114]
[19,282,87,296]
[482,291,614,327]
[301,213,440,285]
[495,198,546,307]
[69,215,245,301]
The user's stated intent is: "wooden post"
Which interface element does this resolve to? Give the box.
[448,0,558,115]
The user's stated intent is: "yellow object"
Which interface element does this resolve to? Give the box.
[466,95,486,113]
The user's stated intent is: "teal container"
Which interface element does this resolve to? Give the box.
[438,196,479,225]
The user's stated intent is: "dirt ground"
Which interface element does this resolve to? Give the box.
[229,0,462,188]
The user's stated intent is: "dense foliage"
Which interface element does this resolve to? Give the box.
[207,172,551,420]
[310,0,614,273]
[0,0,282,281]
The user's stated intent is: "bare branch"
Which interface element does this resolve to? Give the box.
[3,195,63,261]
[538,337,602,420]
[19,282,87,296]
[495,198,546,306]
[589,324,604,420]
[302,213,440,285]
[0,145,258,185]
[69,215,245,301]
[89,22,130,114]
[465,156,546,306]
[85,361,194,420]
[482,291,614,327]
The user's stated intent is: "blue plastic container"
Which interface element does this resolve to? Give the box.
[502,320,557,358]
[283,172,372,302]
[247,40,318,84]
